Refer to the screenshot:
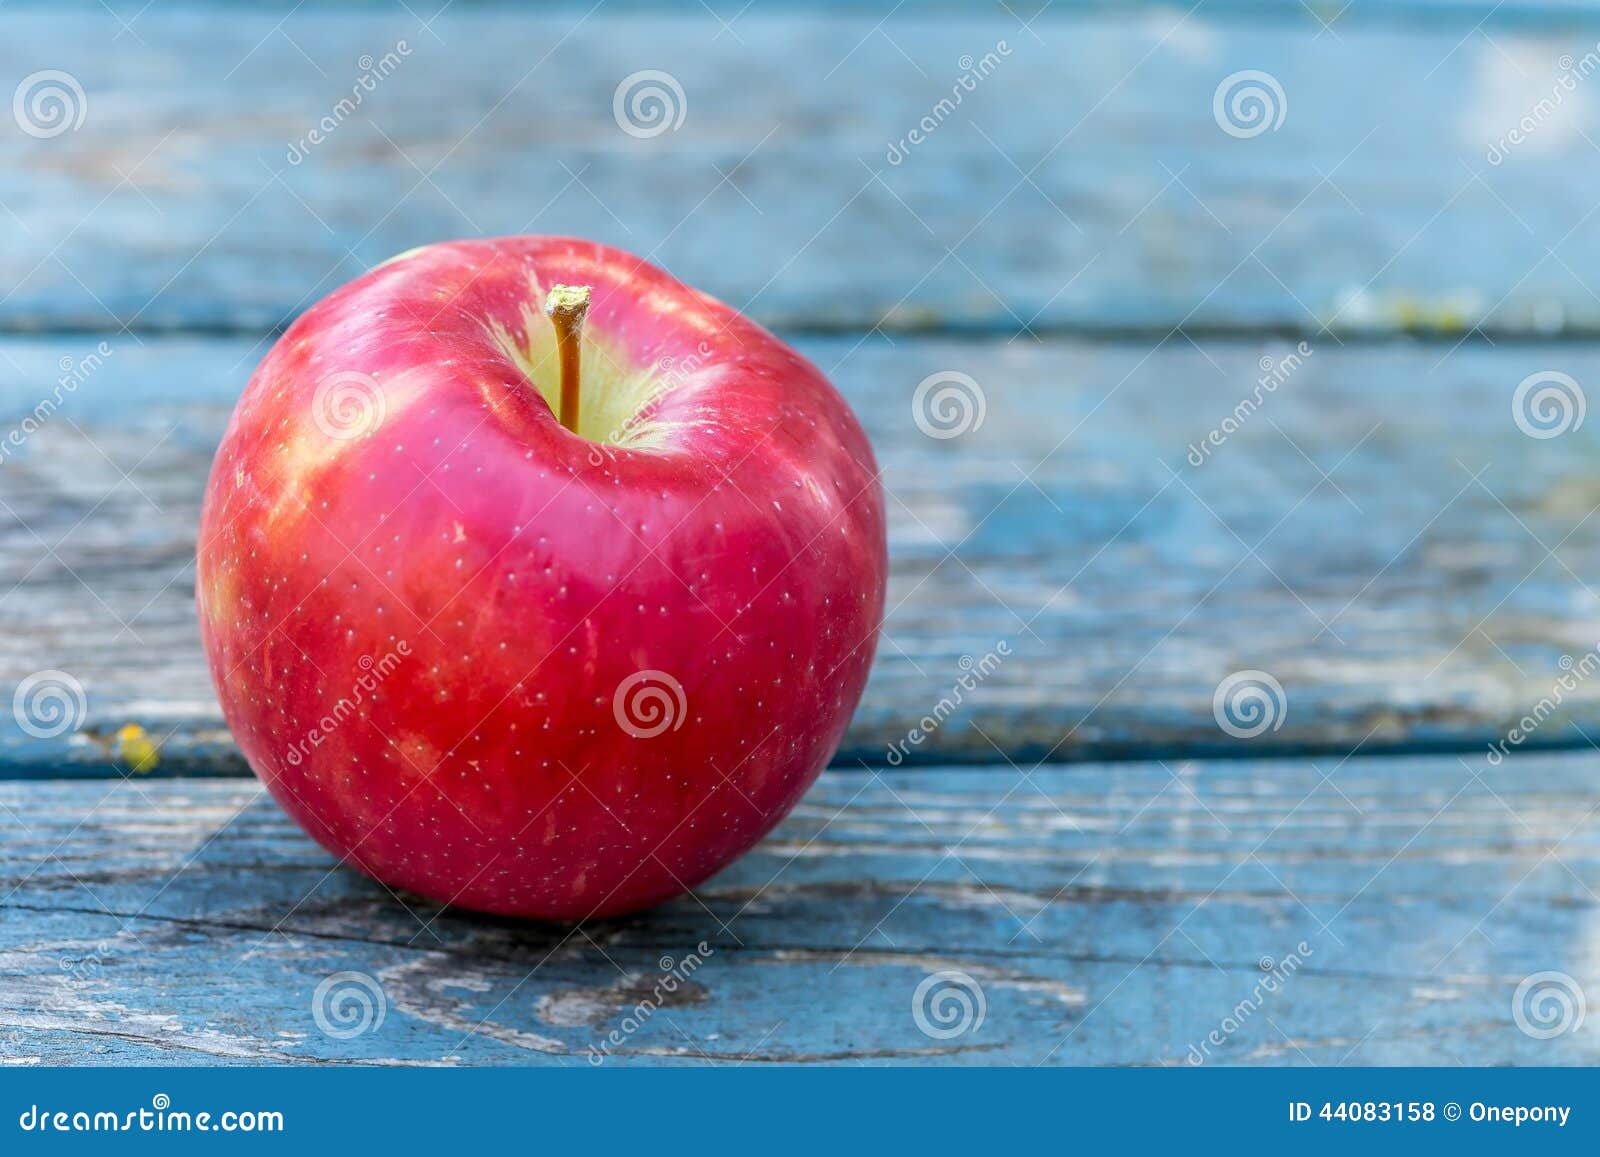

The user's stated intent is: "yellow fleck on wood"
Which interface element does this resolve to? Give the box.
[115,724,160,774]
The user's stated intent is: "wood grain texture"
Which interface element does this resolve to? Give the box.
[3,5,1600,336]
[6,332,1600,771]
[2,752,1597,1065]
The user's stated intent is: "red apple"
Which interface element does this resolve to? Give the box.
[195,237,886,920]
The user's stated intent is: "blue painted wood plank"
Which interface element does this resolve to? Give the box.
[4,332,1600,771]
[2,5,1600,336]
[2,752,1597,1065]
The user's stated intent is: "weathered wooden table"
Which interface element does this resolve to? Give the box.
[4,1,1600,1065]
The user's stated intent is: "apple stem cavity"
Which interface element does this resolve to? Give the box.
[544,284,592,434]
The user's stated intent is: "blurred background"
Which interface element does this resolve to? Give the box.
[10,1,1600,768]
[5,0,1600,1066]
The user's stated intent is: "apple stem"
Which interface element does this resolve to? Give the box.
[543,284,592,434]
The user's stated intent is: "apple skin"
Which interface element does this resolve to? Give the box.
[195,237,886,920]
